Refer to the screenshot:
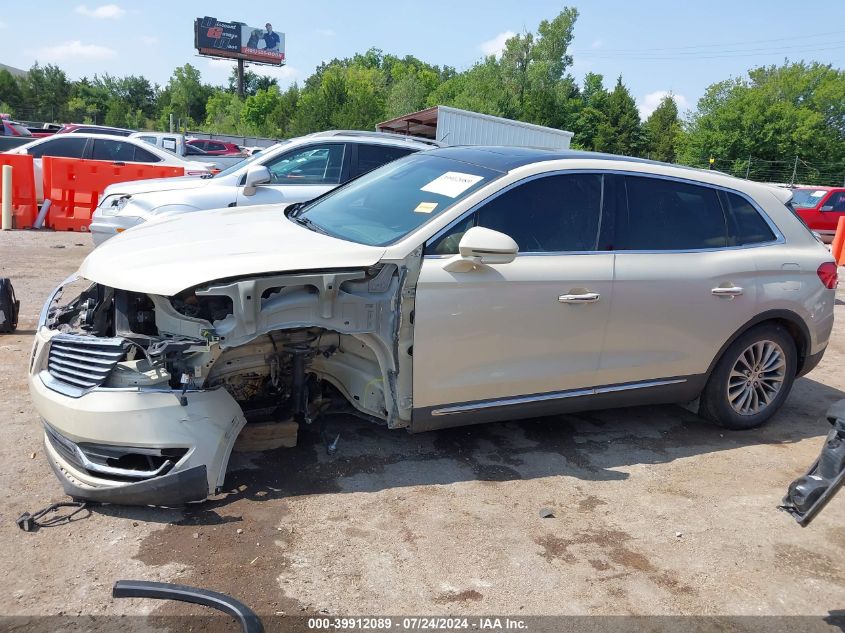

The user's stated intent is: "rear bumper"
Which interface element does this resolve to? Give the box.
[799,347,827,377]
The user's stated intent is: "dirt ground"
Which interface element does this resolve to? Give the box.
[1,230,844,630]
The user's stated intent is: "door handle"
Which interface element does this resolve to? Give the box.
[711,286,744,297]
[559,292,601,304]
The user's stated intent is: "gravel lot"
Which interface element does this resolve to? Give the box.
[1,230,844,630]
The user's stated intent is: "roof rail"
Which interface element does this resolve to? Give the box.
[308,129,441,147]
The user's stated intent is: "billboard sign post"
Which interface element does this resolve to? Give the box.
[194,16,286,96]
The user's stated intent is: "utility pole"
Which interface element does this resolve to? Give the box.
[169,113,174,133]
[790,155,799,186]
[237,59,245,98]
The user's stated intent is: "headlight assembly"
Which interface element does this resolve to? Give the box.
[99,195,132,216]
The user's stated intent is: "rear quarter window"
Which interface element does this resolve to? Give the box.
[723,192,776,245]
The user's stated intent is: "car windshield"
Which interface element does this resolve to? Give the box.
[212,141,288,178]
[791,189,829,208]
[296,153,501,246]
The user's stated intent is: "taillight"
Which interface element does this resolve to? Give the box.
[817,262,839,289]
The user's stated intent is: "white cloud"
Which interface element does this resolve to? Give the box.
[480,30,516,57]
[74,4,126,19]
[314,28,335,37]
[591,39,603,49]
[35,40,117,62]
[638,90,689,120]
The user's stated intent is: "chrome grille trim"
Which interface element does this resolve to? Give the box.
[47,334,125,393]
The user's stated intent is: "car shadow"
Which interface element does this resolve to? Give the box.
[155,375,842,522]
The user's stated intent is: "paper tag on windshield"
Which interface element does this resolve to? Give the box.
[414,201,438,214]
[812,191,826,197]
[421,172,484,198]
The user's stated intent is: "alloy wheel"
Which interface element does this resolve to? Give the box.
[727,340,786,416]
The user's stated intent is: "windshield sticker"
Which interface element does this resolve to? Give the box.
[812,191,827,197]
[414,201,438,214]
[421,172,484,198]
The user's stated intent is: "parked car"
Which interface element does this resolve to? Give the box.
[89,130,438,245]
[2,120,32,137]
[30,147,835,505]
[789,186,845,241]
[55,123,134,137]
[6,133,214,202]
[186,138,244,156]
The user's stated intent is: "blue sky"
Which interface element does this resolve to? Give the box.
[2,1,845,120]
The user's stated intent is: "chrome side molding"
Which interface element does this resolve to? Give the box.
[430,378,687,416]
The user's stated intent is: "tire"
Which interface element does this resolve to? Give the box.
[700,323,797,430]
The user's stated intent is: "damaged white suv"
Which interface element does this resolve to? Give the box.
[30,147,836,505]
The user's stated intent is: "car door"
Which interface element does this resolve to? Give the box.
[597,174,761,388]
[818,191,845,237]
[235,142,349,207]
[25,136,89,202]
[413,172,615,416]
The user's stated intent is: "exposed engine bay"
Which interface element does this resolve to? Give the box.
[39,262,415,453]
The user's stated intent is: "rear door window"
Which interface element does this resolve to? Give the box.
[92,139,137,162]
[615,176,727,250]
[26,137,88,159]
[353,144,417,178]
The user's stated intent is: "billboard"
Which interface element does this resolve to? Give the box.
[194,16,285,66]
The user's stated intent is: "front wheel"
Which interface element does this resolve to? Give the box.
[700,324,797,430]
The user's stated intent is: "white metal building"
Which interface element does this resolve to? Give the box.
[376,105,573,150]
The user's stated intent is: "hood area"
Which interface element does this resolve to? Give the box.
[79,204,387,295]
[103,175,212,197]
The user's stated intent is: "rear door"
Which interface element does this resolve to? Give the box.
[597,175,762,388]
[235,142,350,207]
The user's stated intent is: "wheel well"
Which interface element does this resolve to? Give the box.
[706,312,810,381]
[770,318,809,373]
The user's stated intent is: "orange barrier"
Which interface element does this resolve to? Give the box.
[43,158,184,231]
[832,216,845,266]
[0,154,38,228]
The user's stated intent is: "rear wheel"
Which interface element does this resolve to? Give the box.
[700,324,797,430]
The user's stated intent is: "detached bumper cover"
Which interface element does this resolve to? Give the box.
[47,454,208,506]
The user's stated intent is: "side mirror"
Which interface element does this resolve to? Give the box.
[443,226,518,272]
[242,165,271,196]
[821,205,834,212]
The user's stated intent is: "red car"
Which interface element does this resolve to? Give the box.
[790,186,845,241]
[186,138,243,155]
[2,120,32,137]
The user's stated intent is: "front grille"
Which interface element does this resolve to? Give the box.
[47,334,126,391]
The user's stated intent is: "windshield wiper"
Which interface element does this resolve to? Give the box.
[290,214,329,235]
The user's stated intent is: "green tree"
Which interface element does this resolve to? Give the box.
[679,62,845,183]
[644,94,681,162]
[242,86,283,135]
[21,63,70,121]
[0,70,24,114]
[204,90,244,134]
[593,76,645,156]
[158,64,212,130]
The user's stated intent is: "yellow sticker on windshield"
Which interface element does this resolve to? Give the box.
[414,201,438,214]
